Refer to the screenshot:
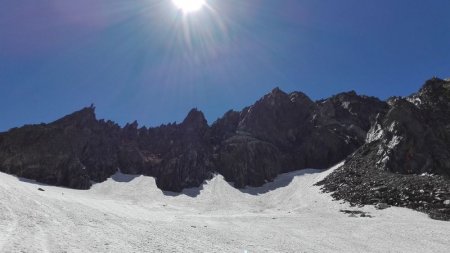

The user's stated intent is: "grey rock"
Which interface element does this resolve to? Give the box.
[211,87,387,187]
[375,203,390,210]
[0,105,120,189]
[317,78,450,221]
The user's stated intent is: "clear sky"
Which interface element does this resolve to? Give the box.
[1,0,450,131]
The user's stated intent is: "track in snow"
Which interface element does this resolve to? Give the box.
[0,163,449,253]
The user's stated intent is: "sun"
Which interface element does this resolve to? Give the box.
[172,0,205,13]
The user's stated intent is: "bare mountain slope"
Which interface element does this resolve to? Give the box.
[318,78,450,220]
[0,87,387,191]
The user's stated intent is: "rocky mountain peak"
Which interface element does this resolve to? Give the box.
[318,77,450,220]
[335,90,358,99]
[249,88,314,113]
[288,91,314,105]
[261,87,289,103]
[181,108,208,131]
[331,90,373,103]
[122,120,139,140]
[124,120,139,129]
[421,76,446,88]
[416,77,449,98]
[407,78,450,111]
[52,105,97,128]
[270,87,285,95]
[425,77,448,94]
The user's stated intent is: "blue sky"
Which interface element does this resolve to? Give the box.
[1,0,450,131]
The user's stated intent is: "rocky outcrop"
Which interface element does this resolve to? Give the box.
[362,78,450,176]
[215,135,282,188]
[117,109,214,192]
[0,106,121,189]
[317,78,450,220]
[0,85,387,192]
[212,87,387,187]
[144,109,214,192]
[1,77,448,220]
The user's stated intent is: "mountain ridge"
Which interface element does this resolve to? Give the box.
[0,78,449,221]
[0,83,387,191]
[317,77,450,220]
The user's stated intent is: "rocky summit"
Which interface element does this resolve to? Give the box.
[0,78,449,220]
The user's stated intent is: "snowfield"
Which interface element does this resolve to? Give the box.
[1,163,449,253]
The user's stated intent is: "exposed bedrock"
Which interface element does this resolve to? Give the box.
[317,78,450,220]
[0,82,390,191]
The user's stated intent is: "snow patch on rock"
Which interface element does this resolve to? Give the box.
[366,124,384,143]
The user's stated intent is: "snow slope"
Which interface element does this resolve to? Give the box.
[0,163,449,253]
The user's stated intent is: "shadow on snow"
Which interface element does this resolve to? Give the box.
[162,168,323,197]
[14,168,323,197]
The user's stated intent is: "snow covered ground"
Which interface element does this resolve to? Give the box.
[0,163,449,253]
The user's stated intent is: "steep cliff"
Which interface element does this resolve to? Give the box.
[317,78,450,220]
[0,85,388,191]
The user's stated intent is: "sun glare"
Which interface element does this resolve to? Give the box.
[172,0,205,13]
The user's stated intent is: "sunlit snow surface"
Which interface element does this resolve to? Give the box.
[1,163,449,252]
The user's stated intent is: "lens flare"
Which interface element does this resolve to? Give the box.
[172,0,205,13]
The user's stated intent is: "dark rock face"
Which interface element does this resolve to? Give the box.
[118,108,214,192]
[0,106,121,189]
[1,77,449,220]
[215,135,282,188]
[212,87,388,187]
[317,78,450,220]
[0,86,387,192]
[365,78,450,176]
[145,109,214,192]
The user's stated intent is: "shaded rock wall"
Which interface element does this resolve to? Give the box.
[317,78,450,220]
[211,87,387,187]
[0,86,388,191]
[0,106,121,189]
